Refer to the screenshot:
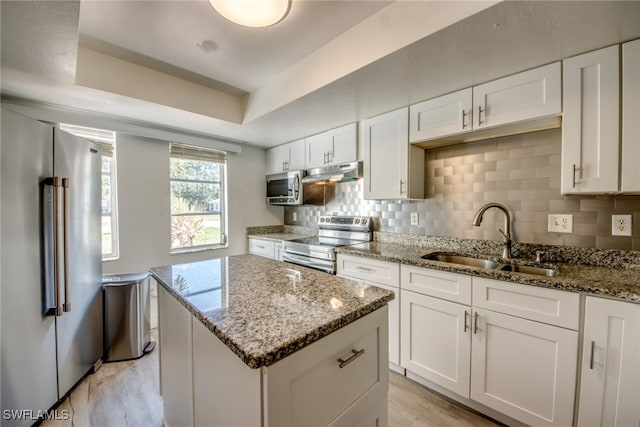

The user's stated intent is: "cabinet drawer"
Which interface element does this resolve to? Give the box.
[266,307,387,427]
[337,254,399,287]
[248,238,276,259]
[401,265,472,305]
[472,277,580,330]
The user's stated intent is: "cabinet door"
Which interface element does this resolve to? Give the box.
[577,297,640,427]
[470,309,578,427]
[361,107,424,200]
[288,138,306,171]
[473,62,561,130]
[562,45,620,194]
[409,88,473,143]
[329,122,357,164]
[622,39,640,193]
[400,290,471,398]
[268,144,289,174]
[306,132,333,168]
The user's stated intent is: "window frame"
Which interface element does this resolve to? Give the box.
[169,143,228,254]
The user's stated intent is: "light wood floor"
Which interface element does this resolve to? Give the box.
[43,330,500,427]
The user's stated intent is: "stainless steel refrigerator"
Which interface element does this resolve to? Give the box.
[1,108,103,426]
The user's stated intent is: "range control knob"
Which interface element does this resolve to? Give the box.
[354,218,360,224]
[362,219,368,225]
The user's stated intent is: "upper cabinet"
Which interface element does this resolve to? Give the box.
[306,123,357,169]
[561,45,620,194]
[410,63,561,146]
[360,107,424,200]
[267,139,305,174]
[622,39,640,193]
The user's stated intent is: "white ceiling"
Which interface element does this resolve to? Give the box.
[2,1,640,149]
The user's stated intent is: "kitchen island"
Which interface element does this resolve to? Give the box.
[150,254,393,427]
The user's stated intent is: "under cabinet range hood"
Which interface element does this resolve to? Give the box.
[301,161,363,184]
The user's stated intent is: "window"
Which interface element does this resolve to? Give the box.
[170,143,227,252]
[59,124,119,260]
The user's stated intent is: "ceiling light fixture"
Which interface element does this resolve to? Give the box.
[209,0,291,28]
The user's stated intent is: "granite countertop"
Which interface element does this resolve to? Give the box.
[337,241,640,304]
[150,254,394,369]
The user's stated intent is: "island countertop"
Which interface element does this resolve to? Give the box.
[150,254,394,369]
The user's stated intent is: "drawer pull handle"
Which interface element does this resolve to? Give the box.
[356,266,372,272]
[338,348,365,368]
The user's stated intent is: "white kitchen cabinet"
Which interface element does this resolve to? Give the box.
[400,266,579,427]
[360,107,424,200]
[622,39,640,192]
[470,308,578,427]
[337,254,400,368]
[472,62,561,130]
[248,237,281,260]
[409,88,473,143]
[577,296,640,427]
[409,63,561,146]
[267,138,305,174]
[158,286,194,427]
[562,45,620,194]
[306,123,357,169]
[401,289,471,397]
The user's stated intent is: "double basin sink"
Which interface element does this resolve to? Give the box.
[422,252,558,277]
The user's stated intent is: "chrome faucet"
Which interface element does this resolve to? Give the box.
[472,203,512,259]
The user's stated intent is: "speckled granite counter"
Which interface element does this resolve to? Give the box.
[246,232,312,242]
[150,254,394,368]
[337,241,640,304]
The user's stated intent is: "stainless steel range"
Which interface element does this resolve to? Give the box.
[282,216,372,274]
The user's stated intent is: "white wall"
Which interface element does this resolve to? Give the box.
[102,134,283,274]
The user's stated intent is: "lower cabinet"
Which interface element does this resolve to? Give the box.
[159,285,389,427]
[337,254,401,368]
[248,237,282,261]
[400,266,580,427]
[577,296,640,426]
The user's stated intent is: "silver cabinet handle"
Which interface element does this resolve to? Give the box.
[338,348,365,368]
[356,266,373,272]
[462,109,469,129]
[572,164,581,188]
[589,341,595,369]
[478,105,485,125]
[62,178,71,312]
[464,310,469,333]
[400,179,406,195]
[473,311,479,334]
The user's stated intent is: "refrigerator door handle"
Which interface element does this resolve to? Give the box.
[47,176,65,316]
[42,178,58,315]
[62,177,71,313]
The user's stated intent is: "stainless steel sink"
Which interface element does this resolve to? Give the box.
[421,253,500,269]
[498,264,558,277]
[421,252,559,277]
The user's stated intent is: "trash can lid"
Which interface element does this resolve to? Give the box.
[102,271,150,285]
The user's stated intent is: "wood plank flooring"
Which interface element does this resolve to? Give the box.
[43,330,500,427]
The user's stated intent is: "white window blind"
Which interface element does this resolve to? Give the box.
[170,142,226,164]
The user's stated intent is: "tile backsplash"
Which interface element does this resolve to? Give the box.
[285,129,640,251]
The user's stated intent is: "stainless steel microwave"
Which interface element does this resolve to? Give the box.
[266,170,304,205]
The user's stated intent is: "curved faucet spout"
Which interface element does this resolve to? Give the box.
[472,202,512,259]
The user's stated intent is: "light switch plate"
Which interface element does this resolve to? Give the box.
[548,214,573,233]
[410,212,419,226]
[292,212,297,222]
[612,214,632,236]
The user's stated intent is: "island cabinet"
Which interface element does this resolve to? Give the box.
[360,107,424,200]
[409,62,561,145]
[153,255,392,427]
[577,296,640,426]
[305,123,357,169]
[400,266,580,427]
[336,254,401,370]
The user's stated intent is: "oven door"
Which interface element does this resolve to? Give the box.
[282,252,336,274]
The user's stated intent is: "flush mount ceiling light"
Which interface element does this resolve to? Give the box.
[209,0,291,28]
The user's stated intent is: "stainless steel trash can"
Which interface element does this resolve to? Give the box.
[102,272,155,362]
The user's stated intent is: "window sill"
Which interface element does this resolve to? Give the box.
[170,244,228,255]
[102,256,120,262]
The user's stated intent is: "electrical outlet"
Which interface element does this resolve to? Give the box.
[410,212,419,226]
[292,212,297,222]
[548,214,573,233]
[612,214,632,236]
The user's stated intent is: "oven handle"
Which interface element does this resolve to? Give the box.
[282,246,335,261]
[282,252,335,274]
